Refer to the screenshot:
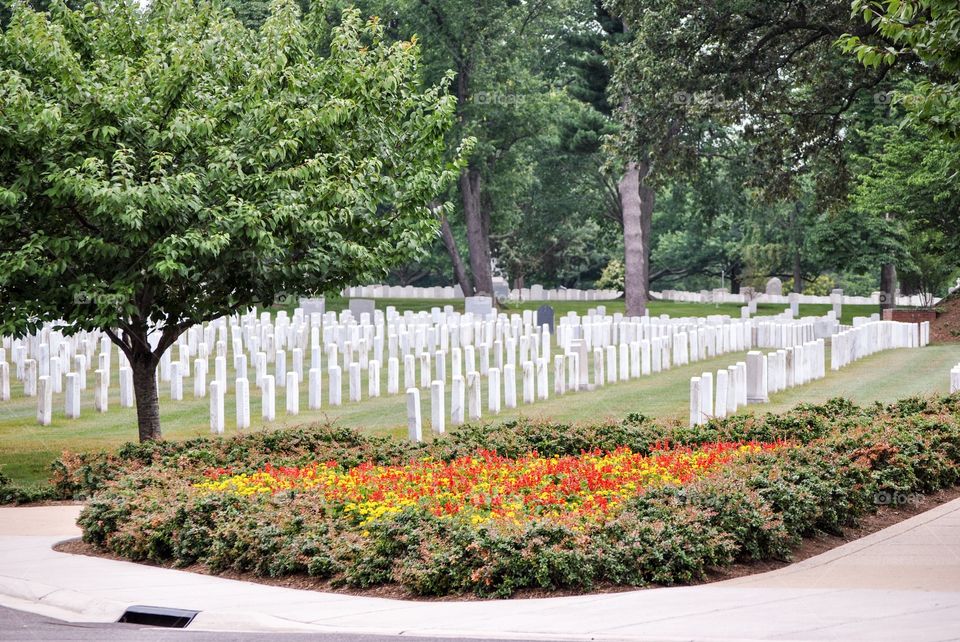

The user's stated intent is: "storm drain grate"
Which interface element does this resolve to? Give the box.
[117,605,200,628]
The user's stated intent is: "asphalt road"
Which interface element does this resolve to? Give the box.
[0,606,554,642]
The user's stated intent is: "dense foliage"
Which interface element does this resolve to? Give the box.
[842,0,960,141]
[72,395,960,597]
[0,0,462,440]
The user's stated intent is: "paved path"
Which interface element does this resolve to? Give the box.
[1,501,959,641]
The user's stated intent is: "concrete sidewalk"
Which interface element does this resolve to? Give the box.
[1,501,959,641]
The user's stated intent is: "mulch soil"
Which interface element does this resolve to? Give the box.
[931,292,960,344]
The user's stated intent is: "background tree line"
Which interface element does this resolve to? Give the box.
[5,0,957,308]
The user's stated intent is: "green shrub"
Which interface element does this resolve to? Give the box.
[73,394,960,597]
[0,467,58,505]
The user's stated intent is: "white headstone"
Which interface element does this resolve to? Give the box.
[286,371,299,414]
[467,371,481,420]
[0,361,10,402]
[406,388,423,442]
[593,347,605,388]
[451,375,465,426]
[328,365,342,406]
[766,277,783,296]
[726,365,738,413]
[262,374,276,420]
[430,380,445,434]
[65,372,80,419]
[522,362,534,404]
[209,380,225,434]
[488,367,502,413]
[273,351,285,390]
[553,355,565,395]
[568,352,580,392]
[387,357,399,395]
[465,296,494,319]
[308,367,322,409]
[504,364,517,408]
[236,377,250,429]
[715,369,728,419]
[349,362,361,402]
[700,371,713,421]
[368,359,381,397]
[119,367,133,407]
[24,359,37,397]
[94,368,108,413]
[419,352,431,389]
[690,377,702,426]
[536,358,548,400]
[746,351,768,403]
[49,356,62,394]
[194,359,207,398]
[37,375,53,425]
[170,362,183,401]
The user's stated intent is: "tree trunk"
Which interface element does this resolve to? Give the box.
[880,262,897,311]
[730,265,741,294]
[793,250,803,294]
[130,348,161,442]
[454,63,493,299]
[640,182,654,300]
[791,202,803,293]
[620,162,650,316]
[462,168,494,296]
[439,213,474,296]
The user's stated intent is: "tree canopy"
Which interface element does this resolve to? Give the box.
[0,0,463,439]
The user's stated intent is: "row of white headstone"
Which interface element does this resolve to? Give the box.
[4,309,827,391]
[950,363,960,394]
[1,306,834,428]
[342,284,623,302]
[393,322,828,439]
[690,340,827,425]
[830,320,929,370]
[659,287,934,308]
[689,320,929,426]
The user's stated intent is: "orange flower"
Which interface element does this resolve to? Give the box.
[195,441,783,527]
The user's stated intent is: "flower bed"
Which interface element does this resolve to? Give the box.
[75,396,960,597]
[194,442,783,527]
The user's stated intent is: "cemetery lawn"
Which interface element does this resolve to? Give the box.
[2,341,958,489]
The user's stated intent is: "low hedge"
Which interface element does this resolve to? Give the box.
[75,395,960,597]
[0,468,58,505]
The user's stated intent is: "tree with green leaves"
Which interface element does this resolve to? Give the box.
[606,0,915,310]
[361,0,578,299]
[0,0,462,441]
[841,0,960,142]
[562,0,660,314]
[843,117,960,303]
[837,1,960,306]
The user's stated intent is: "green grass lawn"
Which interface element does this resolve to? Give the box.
[0,299,946,488]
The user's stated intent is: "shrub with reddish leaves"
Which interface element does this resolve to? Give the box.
[78,395,960,597]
